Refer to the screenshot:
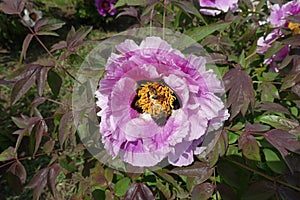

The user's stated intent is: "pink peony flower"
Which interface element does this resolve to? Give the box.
[95,0,116,17]
[95,37,229,167]
[199,0,239,16]
[270,0,300,28]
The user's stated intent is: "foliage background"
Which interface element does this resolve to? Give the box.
[0,0,300,199]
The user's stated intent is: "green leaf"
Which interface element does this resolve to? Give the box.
[114,0,147,8]
[0,146,16,162]
[115,177,131,196]
[258,115,299,130]
[184,22,231,47]
[263,149,288,174]
[238,133,261,161]
[47,70,62,97]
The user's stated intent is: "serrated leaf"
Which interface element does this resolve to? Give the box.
[263,149,287,174]
[21,34,33,60]
[0,0,24,15]
[115,177,131,196]
[124,182,154,200]
[238,133,261,161]
[8,160,27,185]
[47,70,62,97]
[0,146,16,162]
[223,68,255,119]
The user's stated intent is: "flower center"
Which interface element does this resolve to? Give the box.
[132,81,180,126]
[288,22,300,35]
[102,1,110,10]
[29,12,37,21]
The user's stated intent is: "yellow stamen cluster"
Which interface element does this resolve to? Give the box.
[135,82,176,118]
[288,22,300,35]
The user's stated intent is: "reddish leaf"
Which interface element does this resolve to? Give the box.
[170,162,213,178]
[0,0,24,15]
[20,34,33,60]
[117,7,138,18]
[245,122,270,132]
[264,129,300,156]
[26,167,49,200]
[66,26,92,52]
[47,163,62,198]
[34,18,65,33]
[0,146,16,162]
[51,41,67,52]
[124,183,154,200]
[257,102,290,115]
[242,181,276,200]
[292,83,300,98]
[7,172,22,194]
[238,132,261,161]
[11,69,37,104]
[58,111,75,148]
[191,182,214,200]
[278,186,300,200]
[281,71,300,90]
[8,160,27,185]
[217,183,238,200]
[30,97,48,116]
[223,68,255,119]
[34,120,47,155]
[36,67,48,96]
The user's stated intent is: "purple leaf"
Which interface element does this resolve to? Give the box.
[8,160,27,185]
[124,183,154,200]
[292,83,300,98]
[170,162,213,178]
[51,41,67,52]
[66,26,92,52]
[26,167,49,200]
[11,69,37,104]
[191,182,214,200]
[245,122,270,132]
[278,186,300,200]
[21,34,33,60]
[47,163,62,198]
[34,18,65,33]
[58,111,75,148]
[0,0,24,15]
[264,129,300,155]
[117,7,138,18]
[281,71,300,90]
[47,70,62,97]
[0,146,16,162]
[34,120,47,155]
[30,96,48,116]
[242,181,276,199]
[223,68,255,119]
[238,132,261,161]
[257,102,290,115]
[36,66,48,96]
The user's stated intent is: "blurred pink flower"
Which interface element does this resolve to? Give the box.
[199,0,238,16]
[95,37,229,167]
[95,0,116,17]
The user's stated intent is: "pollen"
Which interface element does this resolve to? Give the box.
[134,82,178,125]
[288,22,300,35]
